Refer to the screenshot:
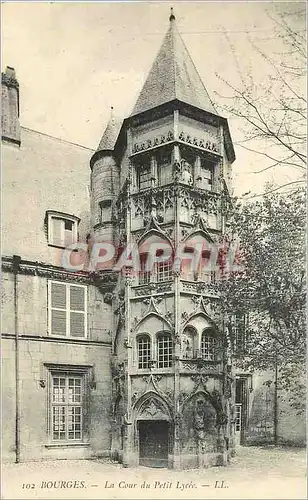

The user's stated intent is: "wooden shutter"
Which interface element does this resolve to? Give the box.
[69,285,86,337]
[50,282,67,336]
[51,282,66,308]
[70,285,85,311]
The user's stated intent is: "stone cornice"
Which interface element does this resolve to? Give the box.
[2,332,112,347]
[2,256,118,290]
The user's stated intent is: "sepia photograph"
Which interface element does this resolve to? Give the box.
[1,1,306,499]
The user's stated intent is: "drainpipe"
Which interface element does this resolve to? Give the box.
[13,255,21,463]
[273,356,278,446]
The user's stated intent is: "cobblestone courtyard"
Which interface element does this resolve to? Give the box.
[2,446,306,500]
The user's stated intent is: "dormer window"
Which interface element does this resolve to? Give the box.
[46,211,79,248]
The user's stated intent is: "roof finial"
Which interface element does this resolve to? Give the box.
[110,106,114,118]
[169,7,175,22]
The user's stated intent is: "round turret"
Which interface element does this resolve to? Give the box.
[90,112,122,241]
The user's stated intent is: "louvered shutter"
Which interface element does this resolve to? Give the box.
[69,286,86,337]
[50,282,66,335]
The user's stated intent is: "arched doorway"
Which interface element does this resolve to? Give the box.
[134,394,172,468]
[138,420,169,467]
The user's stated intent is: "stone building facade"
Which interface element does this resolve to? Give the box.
[1,12,305,467]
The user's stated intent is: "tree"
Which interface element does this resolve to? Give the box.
[216,5,306,190]
[219,186,306,414]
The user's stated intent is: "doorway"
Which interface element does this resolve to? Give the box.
[138,420,169,467]
[235,377,248,445]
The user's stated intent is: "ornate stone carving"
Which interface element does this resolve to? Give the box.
[131,391,139,405]
[142,398,164,418]
[178,130,219,153]
[111,360,126,417]
[181,311,189,324]
[172,160,182,182]
[211,389,228,426]
[165,310,174,324]
[103,292,113,305]
[178,391,189,406]
[132,130,174,154]
[173,331,181,345]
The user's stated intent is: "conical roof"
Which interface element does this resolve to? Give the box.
[96,111,123,152]
[131,12,217,116]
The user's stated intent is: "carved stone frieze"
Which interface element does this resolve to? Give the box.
[180,360,222,374]
[133,282,172,297]
[132,130,174,154]
[178,130,219,154]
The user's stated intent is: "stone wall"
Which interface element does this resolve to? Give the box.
[2,127,92,265]
[2,337,112,462]
[245,371,306,446]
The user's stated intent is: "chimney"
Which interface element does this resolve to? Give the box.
[1,66,21,146]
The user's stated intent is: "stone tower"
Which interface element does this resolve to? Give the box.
[91,10,236,469]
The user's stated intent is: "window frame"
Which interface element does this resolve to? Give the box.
[157,149,172,186]
[46,210,80,248]
[99,199,112,223]
[198,158,215,191]
[157,332,173,368]
[44,364,91,445]
[136,334,151,369]
[51,373,84,442]
[139,253,151,285]
[200,330,217,361]
[198,250,216,283]
[48,280,88,339]
[156,259,173,282]
[138,252,173,285]
[137,162,152,190]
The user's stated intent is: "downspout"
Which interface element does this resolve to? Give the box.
[273,356,278,445]
[13,254,21,463]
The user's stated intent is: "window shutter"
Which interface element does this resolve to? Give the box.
[51,282,66,309]
[50,282,67,336]
[51,310,67,336]
[70,312,85,337]
[70,286,85,311]
[69,286,86,337]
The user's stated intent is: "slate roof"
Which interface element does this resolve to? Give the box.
[96,114,123,152]
[131,14,217,116]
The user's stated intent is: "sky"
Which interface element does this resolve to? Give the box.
[2,1,306,196]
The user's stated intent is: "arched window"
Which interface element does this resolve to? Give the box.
[200,329,217,361]
[139,253,151,285]
[156,249,173,282]
[137,335,151,369]
[157,332,173,368]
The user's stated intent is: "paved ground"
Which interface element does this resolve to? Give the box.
[1,446,306,500]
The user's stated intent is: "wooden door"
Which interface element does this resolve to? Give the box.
[139,420,169,468]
